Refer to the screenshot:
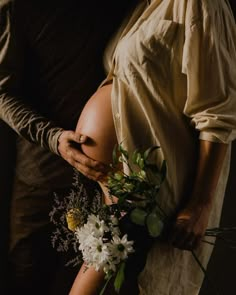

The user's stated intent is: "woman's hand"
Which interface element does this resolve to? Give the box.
[58,130,108,181]
[168,140,228,251]
[169,202,212,251]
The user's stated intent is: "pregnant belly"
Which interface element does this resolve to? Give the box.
[76,83,117,164]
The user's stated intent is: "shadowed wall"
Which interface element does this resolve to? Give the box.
[200,141,236,295]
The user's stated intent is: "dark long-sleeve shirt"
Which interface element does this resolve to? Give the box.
[0,0,138,248]
[0,0,134,186]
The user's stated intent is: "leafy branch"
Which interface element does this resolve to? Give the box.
[107,144,167,239]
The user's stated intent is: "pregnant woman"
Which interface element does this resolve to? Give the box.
[67,0,236,294]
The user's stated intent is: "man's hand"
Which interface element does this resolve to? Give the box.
[58,130,108,181]
[168,202,211,250]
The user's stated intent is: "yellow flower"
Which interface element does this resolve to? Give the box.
[66,208,81,232]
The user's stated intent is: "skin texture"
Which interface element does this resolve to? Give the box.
[65,86,228,294]
[58,84,115,182]
[58,131,108,181]
[69,264,105,295]
[76,84,117,165]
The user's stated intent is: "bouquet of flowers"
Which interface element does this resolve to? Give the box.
[50,145,167,293]
[50,144,236,295]
[76,145,169,293]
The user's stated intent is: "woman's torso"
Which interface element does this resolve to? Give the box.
[76,83,117,165]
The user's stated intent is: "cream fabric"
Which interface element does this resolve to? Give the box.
[103,0,236,294]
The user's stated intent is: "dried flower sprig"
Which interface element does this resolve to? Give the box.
[49,170,102,267]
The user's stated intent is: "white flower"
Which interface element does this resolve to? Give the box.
[79,236,98,259]
[75,222,94,249]
[87,214,109,237]
[75,214,134,275]
[87,238,110,271]
[75,214,109,248]
[109,234,134,261]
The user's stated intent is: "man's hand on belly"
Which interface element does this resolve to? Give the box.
[57,130,108,181]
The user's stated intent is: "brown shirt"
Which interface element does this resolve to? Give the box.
[0,0,137,245]
[0,0,136,186]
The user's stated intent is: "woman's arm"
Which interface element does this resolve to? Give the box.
[169,139,228,250]
[69,263,105,295]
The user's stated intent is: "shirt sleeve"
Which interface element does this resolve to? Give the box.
[0,1,63,155]
[182,3,236,144]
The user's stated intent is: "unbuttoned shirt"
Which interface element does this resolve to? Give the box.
[103,1,236,294]
[103,0,236,213]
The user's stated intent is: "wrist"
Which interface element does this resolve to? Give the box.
[55,128,65,155]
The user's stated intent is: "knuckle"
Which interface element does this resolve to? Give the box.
[78,158,85,165]
[67,149,74,158]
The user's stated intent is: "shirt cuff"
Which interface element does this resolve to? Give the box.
[199,130,232,144]
[48,128,64,155]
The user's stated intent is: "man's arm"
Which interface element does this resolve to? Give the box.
[0,1,106,180]
[0,1,64,154]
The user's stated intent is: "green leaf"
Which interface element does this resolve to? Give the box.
[135,152,141,164]
[118,144,129,159]
[114,172,124,181]
[114,261,126,293]
[143,146,160,161]
[131,149,139,164]
[130,208,147,226]
[99,273,114,295]
[138,170,147,180]
[112,144,119,165]
[138,157,145,169]
[123,182,134,192]
[160,160,167,182]
[146,212,164,237]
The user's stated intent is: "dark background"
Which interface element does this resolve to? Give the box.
[0,1,235,293]
[200,141,236,295]
[200,2,236,293]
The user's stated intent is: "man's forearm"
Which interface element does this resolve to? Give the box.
[0,93,63,154]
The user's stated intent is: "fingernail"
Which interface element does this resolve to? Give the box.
[77,135,84,142]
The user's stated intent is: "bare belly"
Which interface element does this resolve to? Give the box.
[76,84,117,165]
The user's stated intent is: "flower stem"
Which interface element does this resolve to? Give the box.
[99,274,113,295]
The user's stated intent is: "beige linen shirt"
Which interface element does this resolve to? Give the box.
[103,0,236,294]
